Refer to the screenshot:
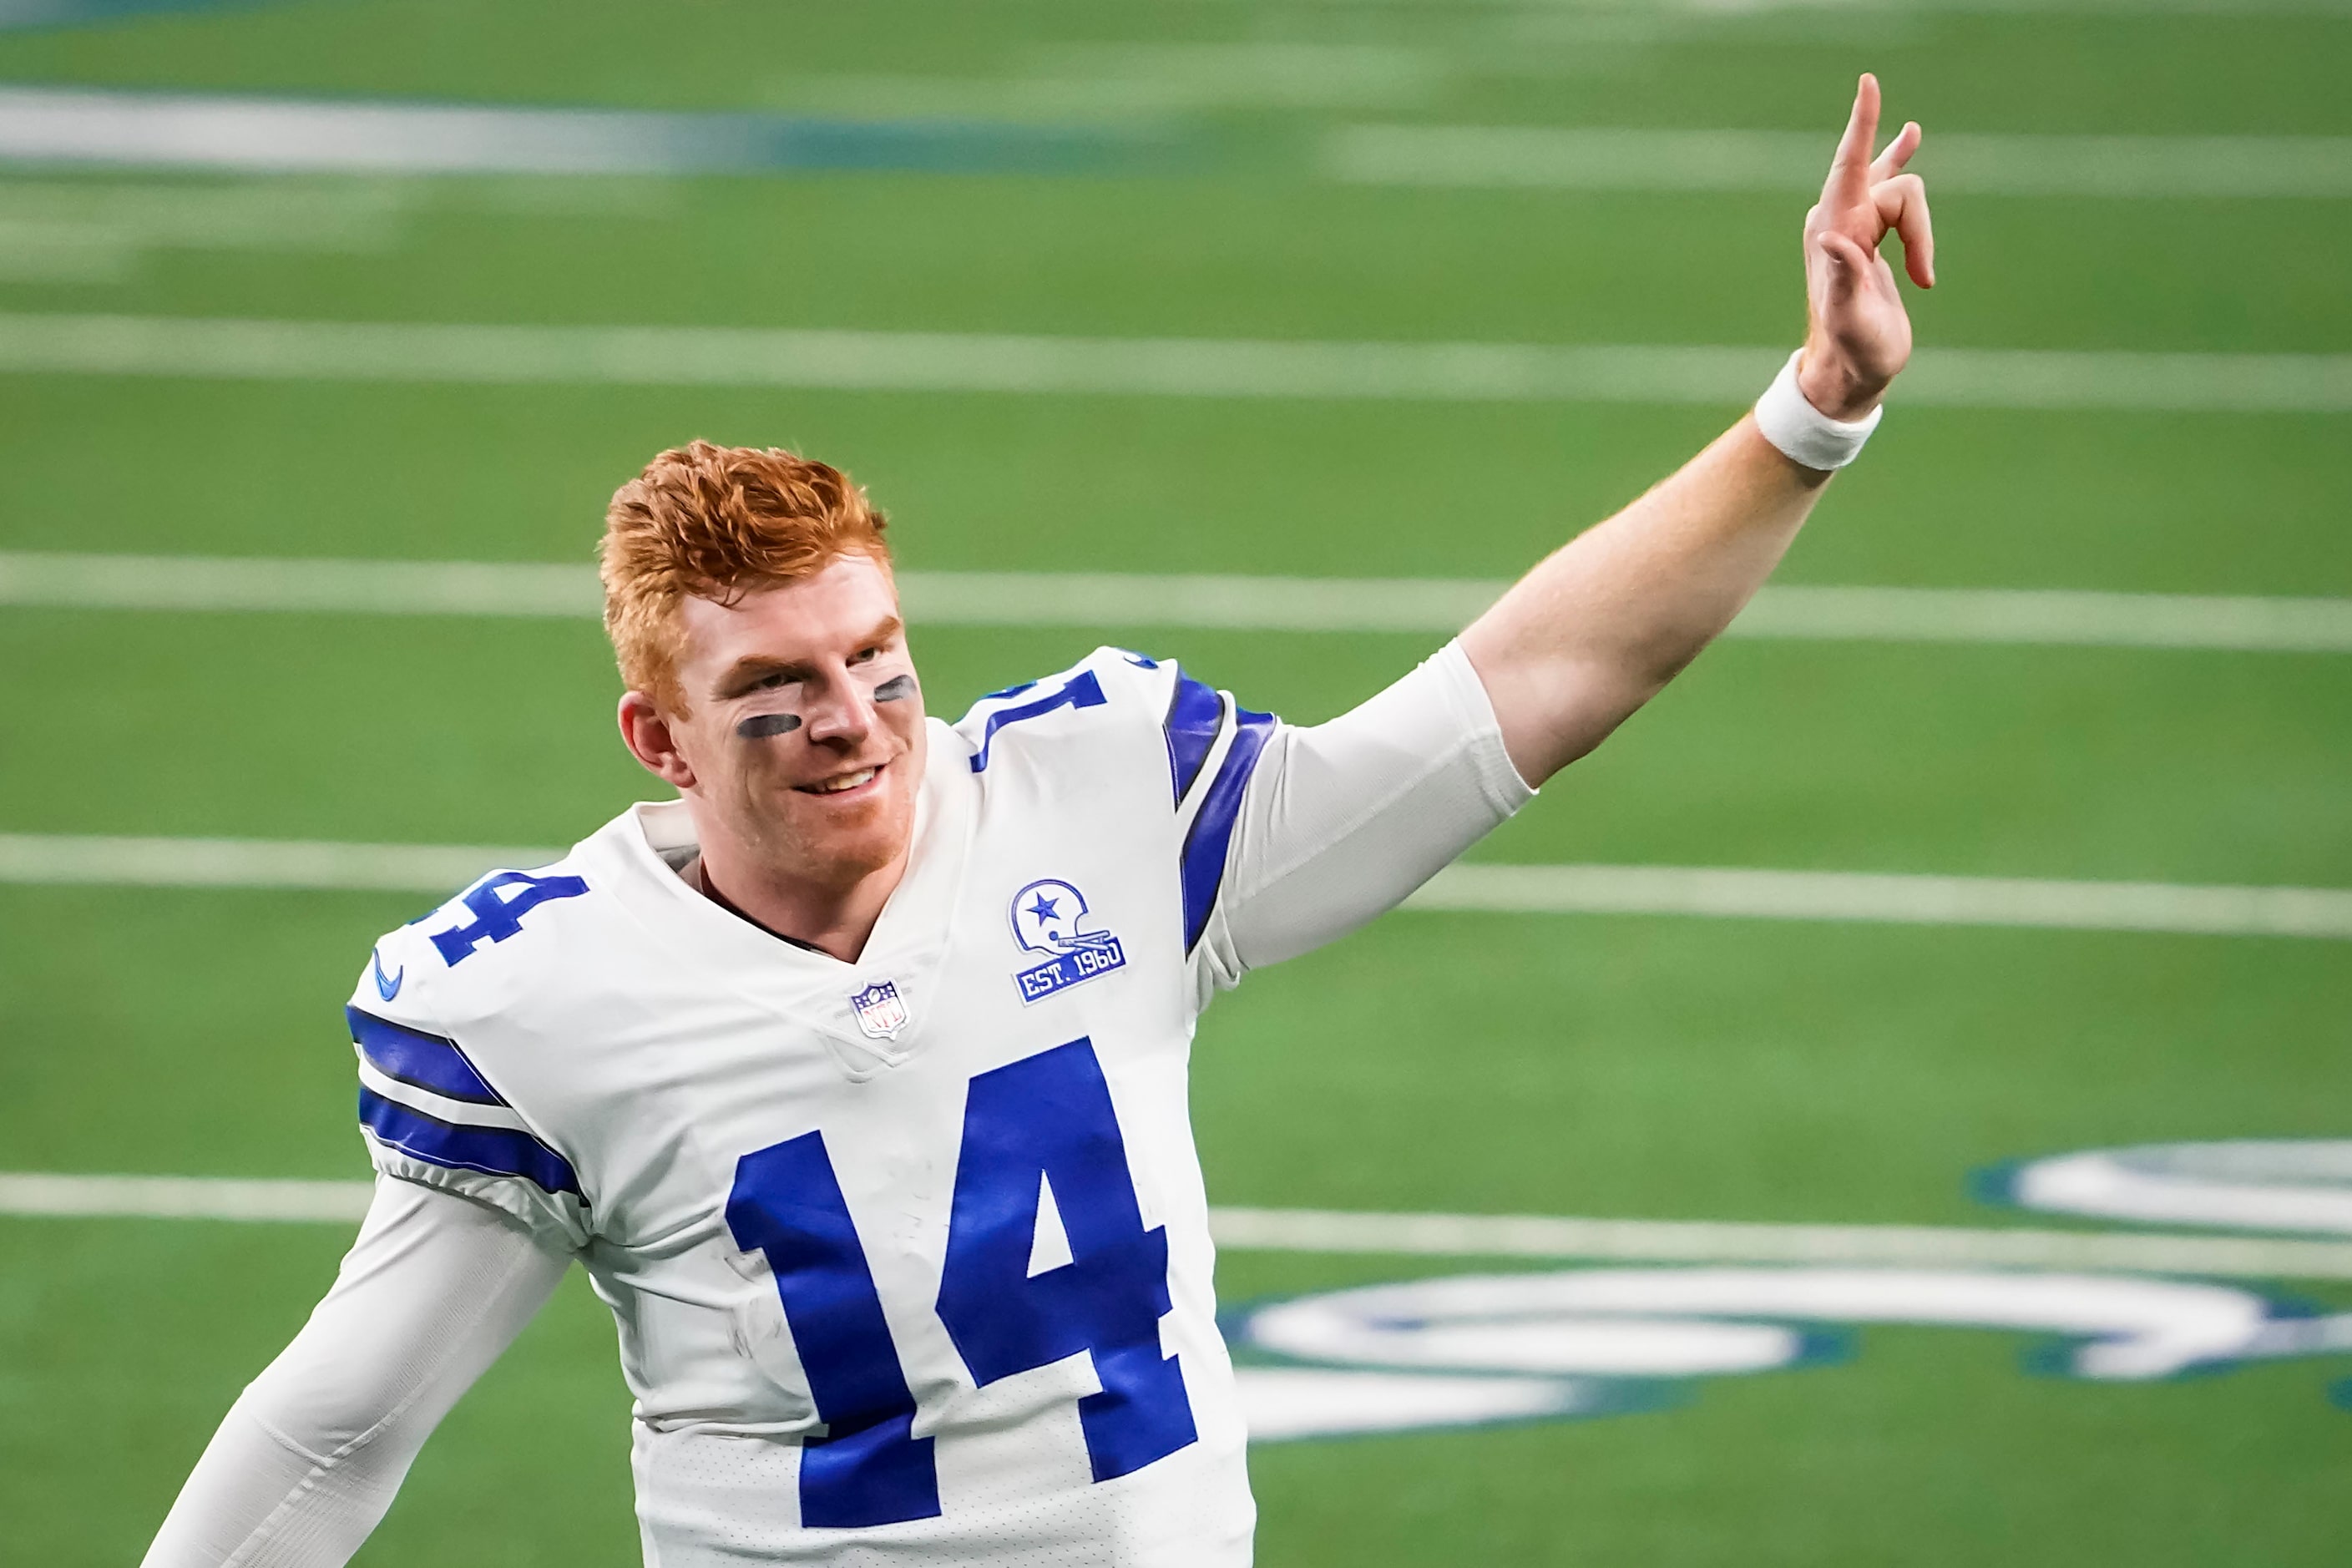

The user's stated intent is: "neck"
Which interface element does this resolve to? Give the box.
[692,835,910,964]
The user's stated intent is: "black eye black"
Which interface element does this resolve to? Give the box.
[736,712,802,739]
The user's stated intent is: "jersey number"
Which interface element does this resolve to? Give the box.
[966,670,1106,773]
[724,1037,1197,1530]
[429,871,590,966]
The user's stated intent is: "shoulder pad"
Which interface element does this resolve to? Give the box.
[353,860,599,1029]
[346,861,598,1225]
[952,646,1174,775]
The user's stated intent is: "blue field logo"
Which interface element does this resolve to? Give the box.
[1009,878,1127,1004]
[1221,1139,2352,1444]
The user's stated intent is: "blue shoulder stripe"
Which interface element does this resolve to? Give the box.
[348,1006,506,1105]
[1179,706,1277,953]
[1162,671,1223,807]
[358,1087,581,1197]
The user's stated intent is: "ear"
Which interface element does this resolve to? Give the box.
[618,691,698,791]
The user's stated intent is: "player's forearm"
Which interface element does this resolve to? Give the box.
[140,1400,401,1568]
[1460,415,1829,784]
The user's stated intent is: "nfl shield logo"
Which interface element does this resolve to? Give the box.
[849,979,910,1041]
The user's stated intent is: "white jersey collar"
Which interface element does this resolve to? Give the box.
[579,718,977,1069]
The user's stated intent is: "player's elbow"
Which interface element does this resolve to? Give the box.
[1486,653,1673,784]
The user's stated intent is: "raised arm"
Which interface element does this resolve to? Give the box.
[1190,78,1935,985]
[142,1179,569,1567]
[1461,73,1935,786]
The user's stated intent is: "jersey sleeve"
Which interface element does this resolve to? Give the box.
[140,1179,568,1568]
[1186,639,1534,1000]
[344,923,591,1251]
[949,644,1524,1011]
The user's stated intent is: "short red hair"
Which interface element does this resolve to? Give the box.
[600,440,891,711]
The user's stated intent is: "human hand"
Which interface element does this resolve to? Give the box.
[1798,73,1935,421]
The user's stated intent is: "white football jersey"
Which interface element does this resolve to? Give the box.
[347,647,1270,1565]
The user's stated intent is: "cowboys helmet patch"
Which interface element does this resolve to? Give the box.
[849,979,911,1040]
[1009,878,1127,1004]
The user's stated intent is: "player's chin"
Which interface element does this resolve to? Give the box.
[776,766,913,856]
[791,804,912,881]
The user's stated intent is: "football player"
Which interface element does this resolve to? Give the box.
[144,77,1931,1567]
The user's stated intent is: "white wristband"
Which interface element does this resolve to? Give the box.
[1753,350,1882,471]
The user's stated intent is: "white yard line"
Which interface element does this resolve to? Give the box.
[0,86,753,176]
[1405,864,2352,939]
[0,313,2347,412]
[3,832,2346,938]
[0,85,1124,178]
[0,1171,375,1222]
[0,552,604,617]
[1328,125,2352,200]
[7,1171,2351,1280]
[1722,584,2352,652]
[0,832,562,891]
[1208,1206,2352,1282]
[4,553,2349,653]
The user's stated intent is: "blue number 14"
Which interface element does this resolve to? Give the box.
[725,1036,1196,1530]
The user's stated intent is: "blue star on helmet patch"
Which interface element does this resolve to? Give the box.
[1009,878,1128,1004]
[849,979,911,1040]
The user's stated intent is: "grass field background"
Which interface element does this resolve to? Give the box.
[0,0,2346,1563]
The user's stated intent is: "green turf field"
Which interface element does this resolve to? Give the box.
[1,1,2348,1563]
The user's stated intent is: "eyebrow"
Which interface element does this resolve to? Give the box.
[711,615,905,701]
[712,655,812,701]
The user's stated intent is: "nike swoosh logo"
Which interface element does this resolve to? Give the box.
[372,948,404,1001]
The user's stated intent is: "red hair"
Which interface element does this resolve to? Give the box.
[600,440,891,711]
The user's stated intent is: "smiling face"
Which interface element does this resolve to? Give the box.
[621,553,927,894]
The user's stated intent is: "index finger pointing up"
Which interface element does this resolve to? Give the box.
[1824,73,1881,205]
